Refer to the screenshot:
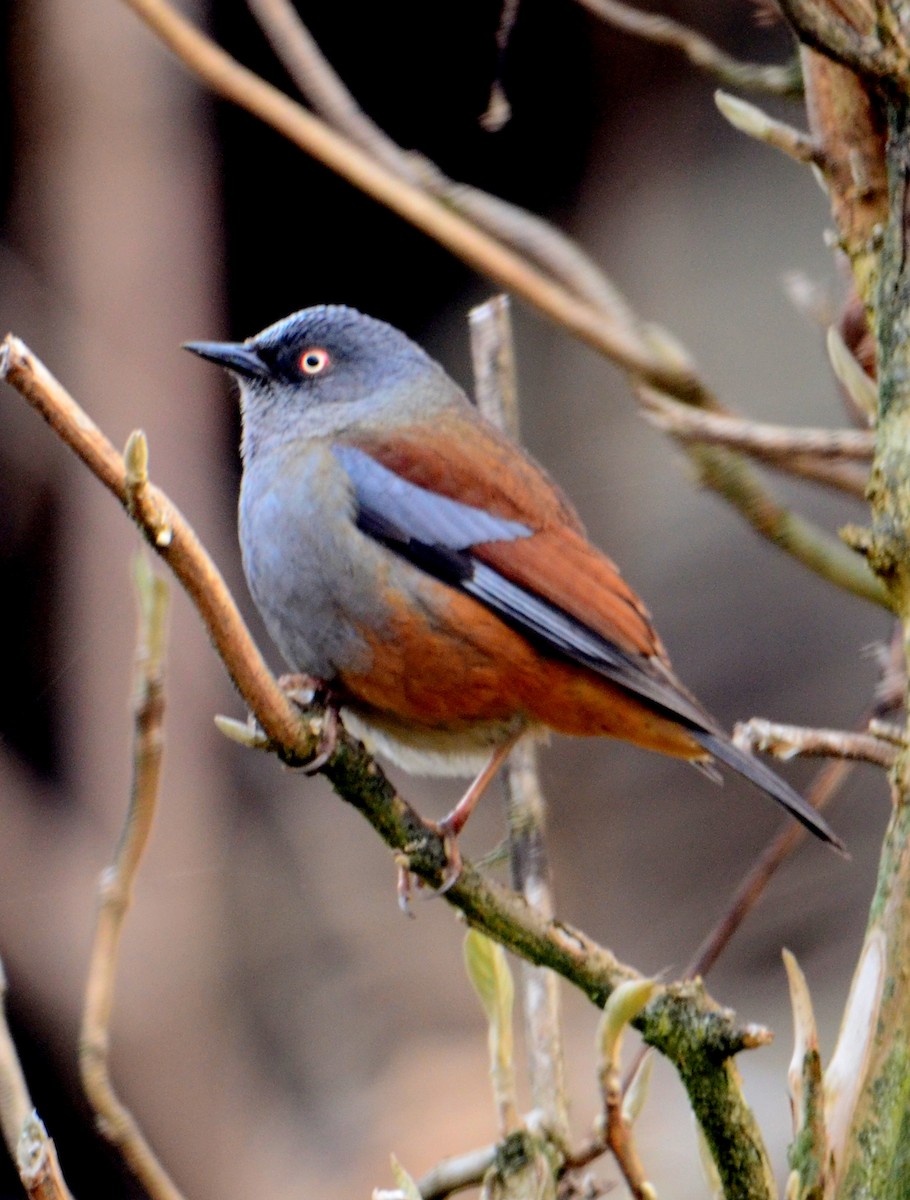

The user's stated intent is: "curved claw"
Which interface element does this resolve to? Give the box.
[276,674,339,774]
[396,861,416,917]
[276,672,323,707]
[300,704,339,775]
[430,824,464,894]
[394,827,464,915]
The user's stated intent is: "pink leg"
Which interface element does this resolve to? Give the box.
[427,732,524,893]
[438,732,523,839]
[395,733,526,910]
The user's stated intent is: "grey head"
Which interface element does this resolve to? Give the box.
[184,304,468,459]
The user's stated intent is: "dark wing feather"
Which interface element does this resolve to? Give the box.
[333,444,531,551]
[334,445,844,851]
[334,446,706,726]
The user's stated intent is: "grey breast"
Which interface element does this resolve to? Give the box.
[238,440,391,680]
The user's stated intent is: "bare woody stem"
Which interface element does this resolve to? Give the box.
[687,441,889,607]
[0,963,74,1200]
[120,0,706,404]
[79,558,186,1200]
[245,0,654,333]
[1,332,777,1199]
[773,5,910,1193]
[470,295,571,1150]
[777,0,890,78]
[734,718,899,768]
[575,0,803,96]
[0,336,308,754]
[639,388,873,498]
[830,74,910,1199]
[688,756,854,980]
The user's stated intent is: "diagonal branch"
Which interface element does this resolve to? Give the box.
[246,0,648,325]
[120,0,707,404]
[639,387,873,496]
[1,332,779,1198]
[684,441,889,607]
[576,0,803,96]
[734,717,900,767]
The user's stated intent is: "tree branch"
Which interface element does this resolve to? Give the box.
[246,0,648,325]
[639,386,872,496]
[734,717,900,767]
[685,441,890,607]
[0,963,73,1200]
[777,0,887,77]
[715,90,821,164]
[79,558,186,1200]
[470,296,571,1151]
[575,0,803,96]
[120,0,708,404]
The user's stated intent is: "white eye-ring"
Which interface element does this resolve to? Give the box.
[299,347,331,375]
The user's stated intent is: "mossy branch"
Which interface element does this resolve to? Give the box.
[777,7,910,1195]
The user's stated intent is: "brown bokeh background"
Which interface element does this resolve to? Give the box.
[0,2,890,1197]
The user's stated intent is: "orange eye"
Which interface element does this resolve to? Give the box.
[299,348,330,375]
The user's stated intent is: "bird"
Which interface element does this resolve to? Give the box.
[184,304,843,867]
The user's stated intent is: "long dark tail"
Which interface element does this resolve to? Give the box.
[692,731,846,854]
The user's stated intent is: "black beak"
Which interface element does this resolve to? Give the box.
[183,339,269,380]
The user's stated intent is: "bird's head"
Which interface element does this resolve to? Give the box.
[185,305,463,457]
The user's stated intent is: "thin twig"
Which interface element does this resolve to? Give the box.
[0,335,311,755]
[615,751,857,1101]
[469,295,521,437]
[0,963,32,1170]
[639,387,872,496]
[687,756,853,980]
[79,557,185,1200]
[0,333,781,1198]
[0,963,74,1200]
[734,717,899,767]
[480,0,521,131]
[596,982,660,1199]
[121,0,707,404]
[575,0,803,95]
[245,0,416,178]
[619,628,904,1096]
[15,1115,73,1200]
[245,0,648,336]
[687,621,903,980]
[688,441,889,607]
[640,386,875,458]
[715,91,821,164]
[470,296,570,1149]
[601,1066,653,1199]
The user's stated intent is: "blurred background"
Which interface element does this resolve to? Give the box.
[0,1,891,1196]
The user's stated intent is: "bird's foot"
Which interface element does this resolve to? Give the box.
[277,672,324,708]
[390,742,520,913]
[394,824,464,916]
[277,674,339,773]
[432,818,465,892]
